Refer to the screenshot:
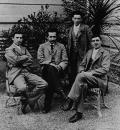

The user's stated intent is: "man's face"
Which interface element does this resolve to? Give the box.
[91,37,102,49]
[12,34,23,46]
[48,32,57,43]
[72,14,82,26]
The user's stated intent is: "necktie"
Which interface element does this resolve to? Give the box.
[50,44,55,62]
[51,44,54,51]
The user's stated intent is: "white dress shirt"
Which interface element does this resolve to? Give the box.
[92,48,99,60]
[73,24,80,36]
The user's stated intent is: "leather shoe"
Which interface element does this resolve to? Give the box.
[61,98,73,111]
[27,94,42,112]
[14,91,27,97]
[58,89,67,100]
[69,112,83,123]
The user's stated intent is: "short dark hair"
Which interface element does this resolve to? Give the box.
[47,28,59,37]
[11,30,24,38]
[92,35,102,40]
[47,28,58,34]
[72,11,84,18]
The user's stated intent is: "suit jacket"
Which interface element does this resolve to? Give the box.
[5,43,32,84]
[78,47,110,87]
[67,24,93,68]
[37,41,68,70]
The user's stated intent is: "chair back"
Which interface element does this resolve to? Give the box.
[6,63,16,94]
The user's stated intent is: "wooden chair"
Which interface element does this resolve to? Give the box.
[5,62,44,113]
[84,75,109,117]
[5,65,21,108]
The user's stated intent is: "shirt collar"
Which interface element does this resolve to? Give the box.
[74,24,80,29]
[13,43,21,48]
[48,41,57,46]
[93,48,100,52]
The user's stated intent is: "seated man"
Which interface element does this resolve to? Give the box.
[5,31,48,114]
[37,28,68,113]
[61,36,110,123]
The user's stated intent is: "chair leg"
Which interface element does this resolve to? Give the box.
[101,91,109,109]
[97,90,102,117]
[5,96,18,108]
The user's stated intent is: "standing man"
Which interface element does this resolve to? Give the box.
[5,31,48,114]
[37,28,68,113]
[62,36,110,123]
[67,11,93,86]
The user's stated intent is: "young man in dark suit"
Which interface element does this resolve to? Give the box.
[67,11,93,86]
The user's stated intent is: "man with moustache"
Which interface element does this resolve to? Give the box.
[37,28,68,113]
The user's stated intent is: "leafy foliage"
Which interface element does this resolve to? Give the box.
[87,0,120,36]
[2,5,66,57]
[62,0,120,51]
[2,1,120,58]
[62,0,120,34]
[62,0,120,82]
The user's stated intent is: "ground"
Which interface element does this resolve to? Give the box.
[0,82,120,130]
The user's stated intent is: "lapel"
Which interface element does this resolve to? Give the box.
[77,24,85,38]
[72,24,84,37]
[69,26,73,39]
[69,24,85,38]
[12,44,26,56]
[46,42,51,53]
[53,43,58,54]
[86,49,93,65]
[92,47,104,64]
[12,44,22,56]
[46,42,57,55]
[71,27,76,38]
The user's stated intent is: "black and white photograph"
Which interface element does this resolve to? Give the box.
[0,0,120,130]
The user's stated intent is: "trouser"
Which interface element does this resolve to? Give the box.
[14,69,48,94]
[42,64,64,108]
[69,51,83,87]
[68,72,103,112]
[69,52,78,87]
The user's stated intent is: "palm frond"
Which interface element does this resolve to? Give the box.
[62,0,120,51]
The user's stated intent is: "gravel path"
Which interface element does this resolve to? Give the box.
[0,82,120,130]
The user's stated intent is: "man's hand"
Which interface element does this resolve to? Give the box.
[43,60,51,65]
[83,71,93,76]
[50,63,61,71]
[50,63,57,68]
[21,55,29,60]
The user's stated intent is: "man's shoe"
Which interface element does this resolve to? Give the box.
[59,89,67,100]
[27,94,42,112]
[14,91,27,97]
[26,90,44,99]
[61,98,73,111]
[69,112,83,123]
